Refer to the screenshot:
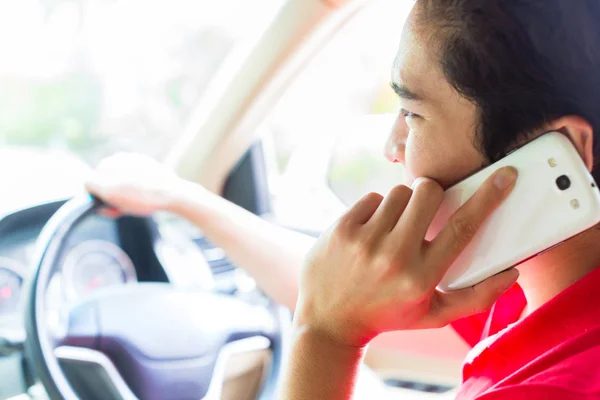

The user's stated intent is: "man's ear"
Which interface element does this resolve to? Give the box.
[546,116,594,171]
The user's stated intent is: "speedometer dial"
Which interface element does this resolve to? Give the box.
[0,258,25,317]
[63,240,136,302]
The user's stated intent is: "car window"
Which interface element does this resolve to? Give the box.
[260,0,411,231]
[0,0,285,167]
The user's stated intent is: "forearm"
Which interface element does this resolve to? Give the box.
[168,179,315,310]
[279,327,365,400]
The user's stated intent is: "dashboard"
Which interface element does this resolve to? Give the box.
[0,204,146,326]
[0,207,133,323]
[0,201,243,323]
[0,200,244,399]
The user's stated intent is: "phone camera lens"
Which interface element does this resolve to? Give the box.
[556,175,571,191]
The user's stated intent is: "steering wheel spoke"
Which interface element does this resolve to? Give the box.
[54,345,137,400]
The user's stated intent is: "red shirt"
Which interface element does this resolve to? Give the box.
[452,267,600,399]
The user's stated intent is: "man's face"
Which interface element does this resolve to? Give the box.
[385,7,487,188]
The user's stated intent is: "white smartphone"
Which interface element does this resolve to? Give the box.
[430,132,600,291]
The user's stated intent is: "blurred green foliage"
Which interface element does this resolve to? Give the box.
[0,69,105,154]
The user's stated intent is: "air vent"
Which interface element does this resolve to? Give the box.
[194,237,235,275]
[383,379,454,394]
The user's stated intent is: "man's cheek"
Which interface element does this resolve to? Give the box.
[402,170,416,187]
[404,141,433,183]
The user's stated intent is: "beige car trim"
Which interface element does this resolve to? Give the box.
[166,0,376,193]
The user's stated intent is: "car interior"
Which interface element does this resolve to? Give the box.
[0,0,472,399]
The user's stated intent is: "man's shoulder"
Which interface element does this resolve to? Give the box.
[463,328,600,400]
[486,334,600,399]
[474,384,599,400]
[522,338,600,389]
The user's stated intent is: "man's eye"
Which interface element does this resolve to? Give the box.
[399,108,418,119]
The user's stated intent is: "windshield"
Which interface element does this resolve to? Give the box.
[0,0,284,166]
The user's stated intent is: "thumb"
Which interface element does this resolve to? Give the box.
[431,268,520,325]
[84,173,123,218]
[85,170,108,194]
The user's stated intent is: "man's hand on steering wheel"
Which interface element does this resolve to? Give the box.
[85,153,190,216]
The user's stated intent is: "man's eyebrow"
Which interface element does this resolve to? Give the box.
[390,81,423,101]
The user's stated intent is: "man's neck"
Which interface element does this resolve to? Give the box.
[517,226,600,318]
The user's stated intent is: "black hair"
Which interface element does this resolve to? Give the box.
[418,0,600,181]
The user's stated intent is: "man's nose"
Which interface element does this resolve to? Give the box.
[384,120,408,163]
[384,141,404,163]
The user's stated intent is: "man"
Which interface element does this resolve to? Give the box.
[88,0,600,398]
[278,1,600,399]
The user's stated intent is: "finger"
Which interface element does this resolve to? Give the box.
[85,170,118,197]
[98,208,122,219]
[393,178,444,243]
[428,167,518,276]
[84,171,106,196]
[368,185,413,233]
[343,192,385,225]
[424,268,520,327]
[85,175,123,218]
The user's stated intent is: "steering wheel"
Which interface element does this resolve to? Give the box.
[24,195,290,400]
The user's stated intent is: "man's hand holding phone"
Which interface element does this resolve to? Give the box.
[294,166,519,349]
